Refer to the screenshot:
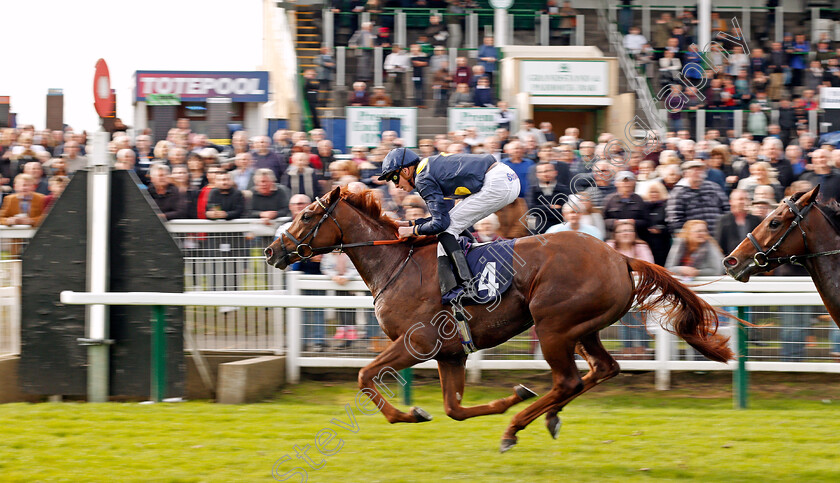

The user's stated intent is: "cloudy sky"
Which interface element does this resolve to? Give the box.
[1,0,263,132]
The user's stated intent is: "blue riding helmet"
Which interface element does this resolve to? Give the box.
[378,147,421,182]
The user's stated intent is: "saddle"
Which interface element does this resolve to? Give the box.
[441,238,518,307]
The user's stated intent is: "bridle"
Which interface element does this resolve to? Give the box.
[273,194,418,301]
[746,197,840,267]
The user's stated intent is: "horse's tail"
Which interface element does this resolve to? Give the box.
[627,257,733,363]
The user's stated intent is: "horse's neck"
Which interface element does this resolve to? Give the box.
[341,209,408,297]
[805,214,840,322]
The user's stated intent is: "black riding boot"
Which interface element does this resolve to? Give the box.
[439,232,472,286]
[438,255,458,297]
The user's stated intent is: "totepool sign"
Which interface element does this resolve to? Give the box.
[134,71,269,102]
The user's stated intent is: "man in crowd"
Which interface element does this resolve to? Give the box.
[666,160,730,234]
[148,163,188,221]
[715,189,762,254]
[247,168,292,224]
[0,173,46,227]
[251,135,286,183]
[526,162,570,233]
[384,45,411,106]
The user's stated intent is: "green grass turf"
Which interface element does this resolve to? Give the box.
[1,376,840,482]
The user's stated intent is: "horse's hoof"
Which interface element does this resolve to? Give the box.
[500,438,518,453]
[410,407,433,422]
[546,415,562,440]
[514,384,538,401]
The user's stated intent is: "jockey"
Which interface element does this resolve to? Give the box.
[379,147,521,301]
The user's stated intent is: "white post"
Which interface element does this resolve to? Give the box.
[468,11,479,49]
[812,8,820,53]
[448,47,458,73]
[742,6,750,42]
[494,8,508,46]
[575,14,584,47]
[698,0,711,51]
[642,4,651,41]
[655,322,672,391]
[271,268,285,355]
[507,11,514,46]
[540,14,549,46]
[809,109,818,136]
[87,129,111,402]
[775,7,783,43]
[323,9,334,50]
[286,271,301,384]
[696,109,706,141]
[336,46,346,87]
[374,46,383,88]
[468,349,483,384]
[396,10,407,47]
[733,109,743,137]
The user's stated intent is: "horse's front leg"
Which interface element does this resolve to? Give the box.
[438,358,537,421]
[358,334,432,423]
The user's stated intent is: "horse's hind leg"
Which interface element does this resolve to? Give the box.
[499,333,582,452]
[544,332,621,439]
[437,358,537,421]
[358,334,432,424]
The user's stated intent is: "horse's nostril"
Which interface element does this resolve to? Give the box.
[724,257,738,267]
[265,247,273,258]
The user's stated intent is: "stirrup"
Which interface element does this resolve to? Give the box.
[452,303,477,354]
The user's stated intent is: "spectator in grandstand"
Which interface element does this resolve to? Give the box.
[449,82,474,107]
[206,171,245,221]
[653,12,679,49]
[798,149,840,202]
[789,34,810,87]
[247,168,292,224]
[640,181,671,266]
[303,68,321,129]
[477,36,498,86]
[230,152,256,192]
[539,122,556,143]
[526,161,569,233]
[472,76,494,107]
[715,189,762,255]
[375,26,392,49]
[515,119,546,145]
[665,219,725,280]
[408,44,429,108]
[472,213,503,243]
[44,175,69,211]
[665,160,730,234]
[453,56,471,86]
[494,101,514,132]
[432,65,453,117]
[583,160,618,211]
[426,14,448,47]
[369,85,393,106]
[607,219,654,356]
[148,163,188,221]
[284,152,322,200]
[546,202,603,240]
[747,102,768,139]
[60,140,87,175]
[384,45,411,106]
[348,21,376,82]
[251,135,286,183]
[429,45,448,74]
[805,59,825,91]
[602,171,648,239]
[0,174,46,227]
[20,161,48,196]
[315,45,335,102]
[348,81,370,106]
[623,26,647,55]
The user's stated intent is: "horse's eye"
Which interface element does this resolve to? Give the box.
[769,219,781,229]
[302,213,311,221]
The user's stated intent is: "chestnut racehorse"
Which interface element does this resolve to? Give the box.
[265,187,732,452]
[724,185,840,324]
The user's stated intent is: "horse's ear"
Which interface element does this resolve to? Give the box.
[330,186,342,202]
[800,184,821,205]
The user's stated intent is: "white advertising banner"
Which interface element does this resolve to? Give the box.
[448,108,517,141]
[520,60,608,97]
[345,107,417,147]
[820,87,840,109]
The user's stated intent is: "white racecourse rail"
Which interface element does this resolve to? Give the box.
[60,274,840,389]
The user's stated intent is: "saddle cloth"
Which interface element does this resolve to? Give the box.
[441,238,518,306]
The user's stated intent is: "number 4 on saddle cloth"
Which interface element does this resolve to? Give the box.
[441,238,519,307]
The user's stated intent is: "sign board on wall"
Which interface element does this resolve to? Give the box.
[345,107,417,147]
[520,60,608,97]
[820,87,840,109]
[134,71,269,102]
[448,108,516,141]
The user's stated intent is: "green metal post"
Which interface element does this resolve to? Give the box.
[152,306,167,403]
[734,306,748,409]
[400,368,413,406]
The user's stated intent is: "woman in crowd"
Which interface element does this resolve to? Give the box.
[642,181,672,267]
[186,153,208,192]
[607,219,655,357]
[665,219,725,280]
[736,160,784,201]
[472,213,504,243]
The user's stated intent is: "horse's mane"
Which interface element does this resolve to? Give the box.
[791,190,840,235]
[337,187,438,246]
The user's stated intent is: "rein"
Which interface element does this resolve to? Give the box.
[276,194,419,302]
[747,198,840,267]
